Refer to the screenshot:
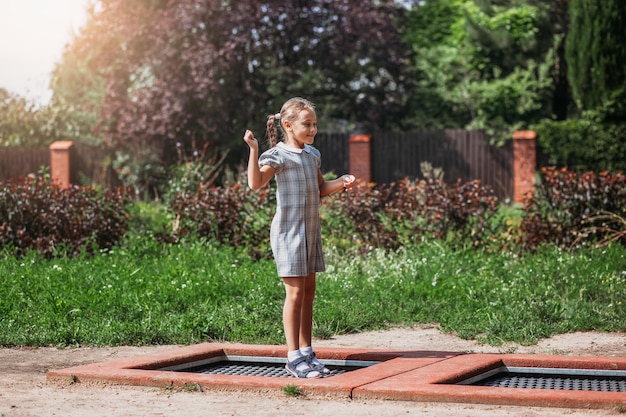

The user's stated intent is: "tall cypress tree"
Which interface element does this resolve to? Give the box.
[566,0,626,111]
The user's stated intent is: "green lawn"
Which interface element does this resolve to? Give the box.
[1,235,624,347]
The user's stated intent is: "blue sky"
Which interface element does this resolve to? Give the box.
[0,0,89,105]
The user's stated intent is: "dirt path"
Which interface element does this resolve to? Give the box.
[1,327,626,417]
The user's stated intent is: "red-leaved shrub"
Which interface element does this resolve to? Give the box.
[0,175,132,257]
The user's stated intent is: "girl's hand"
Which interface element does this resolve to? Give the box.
[243,130,258,151]
[342,174,356,191]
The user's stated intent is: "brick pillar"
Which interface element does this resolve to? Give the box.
[512,130,536,204]
[49,141,74,189]
[349,134,372,183]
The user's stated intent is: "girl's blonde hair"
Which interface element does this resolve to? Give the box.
[266,97,316,148]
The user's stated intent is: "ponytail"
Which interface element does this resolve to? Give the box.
[266,114,279,148]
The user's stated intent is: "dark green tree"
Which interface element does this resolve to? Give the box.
[566,0,626,112]
[534,0,626,174]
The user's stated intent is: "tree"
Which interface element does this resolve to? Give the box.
[401,0,471,130]
[0,88,82,148]
[566,0,626,112]
[533,0,626,173]
[402,0,566,140]
[0,89,39,147]
[49,28,106,146]
[58,0,413,157]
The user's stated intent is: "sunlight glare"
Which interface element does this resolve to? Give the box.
[0,0,89,104]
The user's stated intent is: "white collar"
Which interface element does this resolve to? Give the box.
[277,141,311,154]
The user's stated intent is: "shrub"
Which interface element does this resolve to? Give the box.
[322,181,398,253]
[521,167,626,250]
[126,200,173,238]
[322,177,500,252]
[0,174,132,257]
[403,177,499,246]
[163,144,228,203]
[534,111,626,173]
[170,183,275,259]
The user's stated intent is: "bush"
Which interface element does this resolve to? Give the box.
[322,180,398,253]
[170,175,501,258]
[322,177,500,252]
[534,112,626,173]
[126,200,173,238]
[170,183,275,259]
[0,174,132,257]
[521,167,626,250]
[171,176,500,259]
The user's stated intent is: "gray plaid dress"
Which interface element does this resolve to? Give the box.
[258,142,326,277]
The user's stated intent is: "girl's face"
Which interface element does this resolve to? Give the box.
[284,108,317,148]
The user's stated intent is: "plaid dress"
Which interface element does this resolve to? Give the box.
[258,142,326,277]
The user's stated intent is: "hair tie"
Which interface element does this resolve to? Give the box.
[274,113,281,121]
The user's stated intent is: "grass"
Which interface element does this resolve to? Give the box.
[282,384,304,397]
[1,235,625,347]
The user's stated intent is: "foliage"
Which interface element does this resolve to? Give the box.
[1,236,624,347]
[3,161,623,261]
[463,58,554,144]
[322,177,500,253]
[282,385,304,397]
[112,150,168,200]
[566,0,626,111]
[126,200,174,238]
[534,110,626,173]
[401,0,564,140]
[112,140,228,200]
[63,0,412,155]
[0,89,88,148]
[520,167,626,251]
[163,142,228,202]
[49,24,107,146]
[170,174,501,258]
[169,182,275,259]
[0,173,132,258]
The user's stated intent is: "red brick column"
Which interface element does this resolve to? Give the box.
[512,130,536,204]
[349,134,372,183]
[49,141,73,189]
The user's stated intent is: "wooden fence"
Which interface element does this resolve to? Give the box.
[312,130,513,201]
[69,142,123,189]
[0,142,121,189]
[314,132,350,177]
[0,147,49,180]
[0,130,518,201]
[370,130,513,201]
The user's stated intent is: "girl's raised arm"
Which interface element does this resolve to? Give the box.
[244,130,275,190]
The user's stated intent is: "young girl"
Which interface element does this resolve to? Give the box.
[243,97,356,379]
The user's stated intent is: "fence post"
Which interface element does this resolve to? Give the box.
[349,134,372,183]
[49,141,74,189]
[512,130,536,204]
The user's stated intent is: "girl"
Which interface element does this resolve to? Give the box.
[243,97,356,379]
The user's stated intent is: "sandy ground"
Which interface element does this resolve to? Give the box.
[1,326,626,417]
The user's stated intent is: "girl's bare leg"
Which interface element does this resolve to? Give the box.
[282,276,306,352]
[299,272,316,349]
[282,274,322,378]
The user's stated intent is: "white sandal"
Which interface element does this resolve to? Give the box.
[285,355,321,378]
[306,352,331,375]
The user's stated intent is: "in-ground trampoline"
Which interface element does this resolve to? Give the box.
[47,343,626,410]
